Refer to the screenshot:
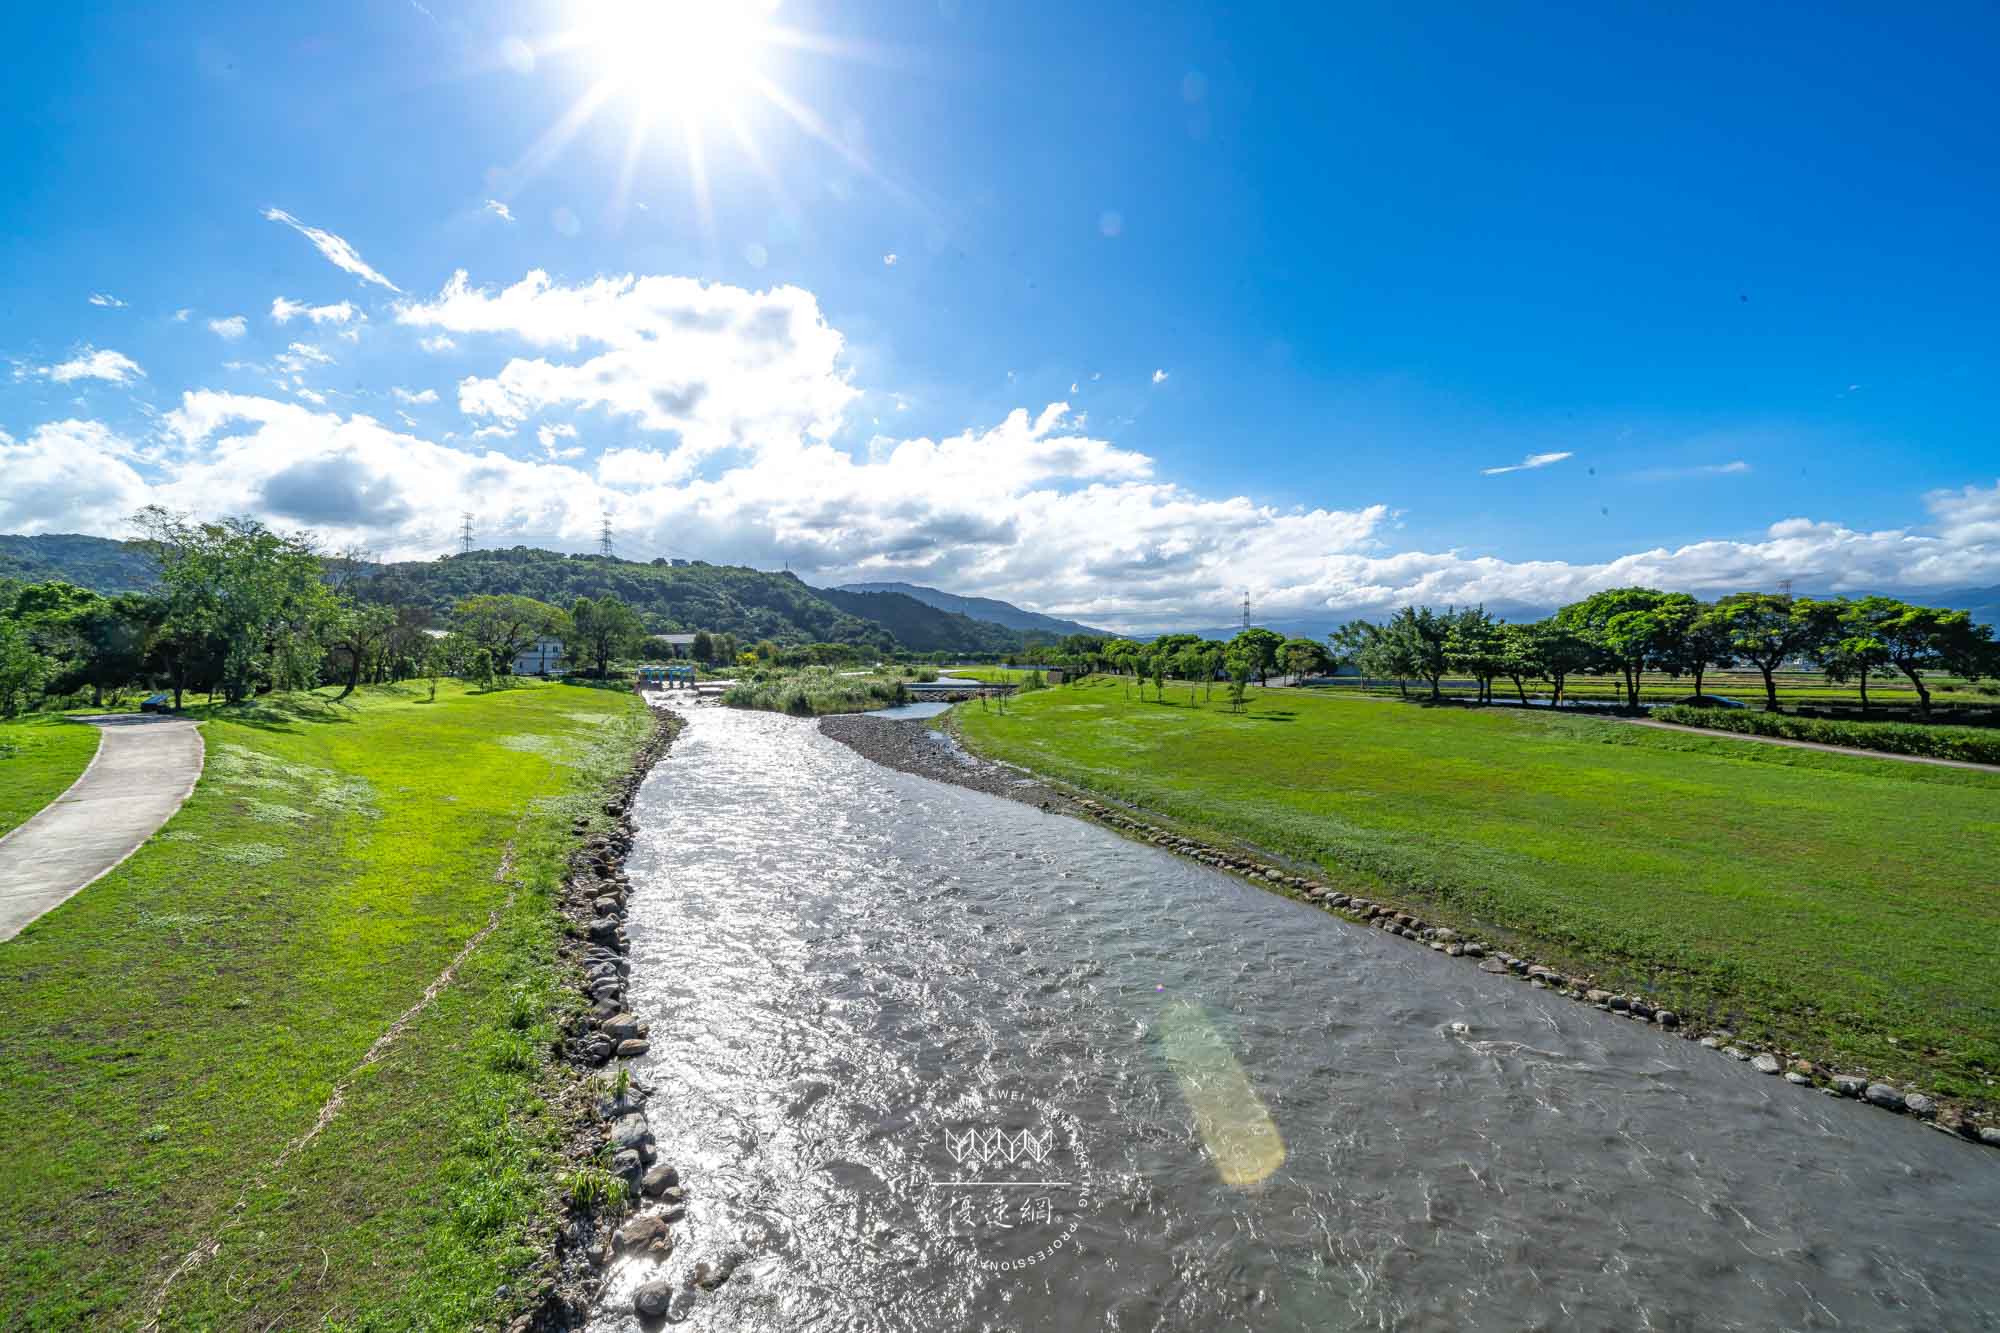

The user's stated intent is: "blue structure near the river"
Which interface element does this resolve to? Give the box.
[639,663,699,689]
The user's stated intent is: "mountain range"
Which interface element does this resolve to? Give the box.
[834,580,1112,638]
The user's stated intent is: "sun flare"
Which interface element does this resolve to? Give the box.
[584,0,776,121]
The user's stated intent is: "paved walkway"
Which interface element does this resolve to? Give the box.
[0,715,205,942]
[1617,716,2000,774]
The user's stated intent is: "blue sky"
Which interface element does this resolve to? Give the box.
[3,1,1997,629]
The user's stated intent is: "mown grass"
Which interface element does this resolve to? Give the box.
[943,666,1042,684]
[1653,704,2000,764]
[0,679,652,1330]
[0,715,103,839]
[955,677,2000,1104]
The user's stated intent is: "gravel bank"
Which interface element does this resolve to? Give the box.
[818,713,1085,813]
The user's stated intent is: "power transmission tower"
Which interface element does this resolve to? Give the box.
[1241,590,1252,630]
[459,512,474,555]
[1777,577,1793,600]
[598,513,615,558]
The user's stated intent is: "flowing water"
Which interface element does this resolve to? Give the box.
[592,707,2000,1332]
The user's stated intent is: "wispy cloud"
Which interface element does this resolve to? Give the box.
[1481,450,1573,476]
[392,386,438,404]
[1151,368,1169,384]
[172,308,192,322]
[26,346,145,384]
[419,334,456,354]
[88,292,126,308]
[208,315,248,340]
[271,297,361,326]
[1633,460,1753,481]
[883,253,898,266]
[485,199,515,222]
[262,207,401,291]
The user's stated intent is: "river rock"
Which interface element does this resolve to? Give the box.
[1433,928,1458,943]
[642,1164,679,1196]
[1832,1075,1867,1097]
[1630,1000,1655,1020]
[1654,1010,1679,1028]
[1980,1127,2000,1148]
[1463,944,1484,958]
[1751,1054,1781,1075]
[586,916,619,938]
[1864,1083,1907,1111]
[603,1013,643,1039]
[1479,958,1509,973]
[1723,1047,1750,1061]
[1328,893,1350,907]
[1586,989,1612,1005]
[611,1149,643,1179]
[1446,943,1464,957]
[634,1278,675,1318]
[614,1212,672,1252]
[617,1039,652,1058]
[611,1113,653,1151]
[1904,1093,1937,1119]
[1785,1072,1812,1085]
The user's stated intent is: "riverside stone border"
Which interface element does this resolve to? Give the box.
[508,704,720,1333]
[1055,792,1998,1153]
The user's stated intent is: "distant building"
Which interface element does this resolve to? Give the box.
[514,637,567,676]
[655,633,698,658]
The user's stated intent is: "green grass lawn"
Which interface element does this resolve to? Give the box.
[0,715,103,840]
[956,677,2000,1104]
[0,679,652,1330]
[944,667,1041,683]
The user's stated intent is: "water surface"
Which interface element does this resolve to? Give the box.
[595,708,2000,1331]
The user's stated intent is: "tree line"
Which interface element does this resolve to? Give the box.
[0,509,757,717]
[990,588,1995,717]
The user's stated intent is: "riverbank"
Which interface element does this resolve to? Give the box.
[0,680,656,1329]
[818,713,1080,810]
[938,677,2000,1124]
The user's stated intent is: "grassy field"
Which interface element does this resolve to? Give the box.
[955,677,2000,1104]
[943,666,1042,684]
[0,679,651,1330]
[0,715,103,839]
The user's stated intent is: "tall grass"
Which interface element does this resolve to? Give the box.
[722,667,911,716]
[1653,704,2000,763]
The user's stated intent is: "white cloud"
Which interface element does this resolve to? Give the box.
[208,315,248,340]
[1481,450,1573,476]
[279,341,334,369]
[172,308,192,322]
[271,297,362,326]
[397,270,857,470]
[294,387,328,406]
[262,207,401,291]
[485,199,515,222]
[1151,369,1168,384]
[420,334,456,353]
[88,293,126,308]
[27,346,146,384]
[1634,459,1753,481]
[538,422,582,459]
[392,386,439,404]
[883,253,898,266]
[0,420,151,534]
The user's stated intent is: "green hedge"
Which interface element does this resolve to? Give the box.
[1653,704,2000,764]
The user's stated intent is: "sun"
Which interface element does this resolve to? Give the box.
[583,0,777,121]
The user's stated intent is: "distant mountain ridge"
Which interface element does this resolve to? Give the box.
[834,580,1112,639]
[0,533,159,592]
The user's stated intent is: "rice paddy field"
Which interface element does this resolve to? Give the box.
[954,676,2000,1107]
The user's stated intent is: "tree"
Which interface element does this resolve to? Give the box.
[1652,600,1736,701]
[691,629,715,663]
[1445,607,1507,704]
[569,595,644,678]
[1382,607,1452,701]
[451,593,565,677]
[1280,637,1330,681]
[1814,619,1891,713]
[1150,654,1167,701]
[132,507,343,707]
[0,620,49,717]
[1513,620,1596,707]
[1844,595,1996,714]
[1224,650,1253,713]
[1229,627,1285,686]
[328,603,396,701]
[1556,588,1678,709]
[1330,619,1418,698]
[1710,591,1830,711]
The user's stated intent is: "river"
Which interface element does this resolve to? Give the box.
[591,706,2000,1331]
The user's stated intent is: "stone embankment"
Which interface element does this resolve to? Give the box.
[819,712,1998,1154]
[1061,792,1999,1151]
[508,706,742,1331]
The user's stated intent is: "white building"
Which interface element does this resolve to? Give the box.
[513,637,567,676]
[656,633,698,658]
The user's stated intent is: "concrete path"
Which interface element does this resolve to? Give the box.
[0,714,205,943]
[1617,716,2000,774]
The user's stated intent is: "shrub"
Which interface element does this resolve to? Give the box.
[1653,704,2000,764]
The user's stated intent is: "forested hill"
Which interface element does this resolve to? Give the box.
[0,533,159,592]
[812,586,1025,653]
[356,547,1026,652]
[837,580,1111,638]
